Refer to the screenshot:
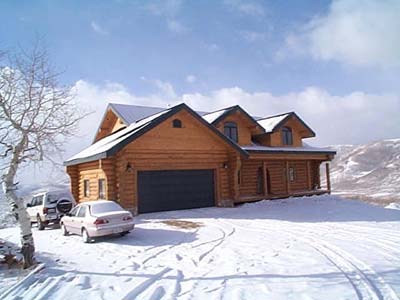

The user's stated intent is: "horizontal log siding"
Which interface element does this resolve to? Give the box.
[77,161,107,201]
[265,160,287,195]
[240,159,262,196]
[66,165,79,202]
[288,160,308,192]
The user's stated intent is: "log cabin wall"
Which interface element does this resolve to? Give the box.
[66,165,79,202]
[76,161,107,201]
[111,109,238,213]
[236,158,329,201]
[287,160,308,192]
[240,159,263,197]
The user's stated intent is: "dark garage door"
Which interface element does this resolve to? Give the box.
[138,169,215,213]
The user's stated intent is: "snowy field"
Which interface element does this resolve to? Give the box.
[1,195,400,300]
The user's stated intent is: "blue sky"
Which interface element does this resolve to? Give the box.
[1,0,400,150]
[2,0,399,96]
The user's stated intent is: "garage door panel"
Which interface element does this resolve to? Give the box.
[138,169,215,213]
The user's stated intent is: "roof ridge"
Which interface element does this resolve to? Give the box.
[258,111,294,121]
[109,102,167,110]
[201,105,238,116]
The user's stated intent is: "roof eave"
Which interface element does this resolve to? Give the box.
[246,149,337,156]
[63,152,108,166]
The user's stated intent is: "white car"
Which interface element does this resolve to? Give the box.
[60,200,135,243]
[26,191,75,230]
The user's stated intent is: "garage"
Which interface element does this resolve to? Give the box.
[137,169,215,213]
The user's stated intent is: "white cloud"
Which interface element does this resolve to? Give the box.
[90,21,108,35]
[71,80,400,148]
[286,0,400,68]
[186,74,197,83]
[224,0,265,16]
[166,19,188,34]
[182,86,400,146]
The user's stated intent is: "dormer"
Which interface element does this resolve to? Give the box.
[203,105,265,146]
[255,112,315,147]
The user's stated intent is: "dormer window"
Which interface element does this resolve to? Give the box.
[282,126,293,145]
[173,119,182,128]
[224,122,238,142]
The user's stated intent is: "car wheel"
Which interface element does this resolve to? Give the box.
[81,228,91,243]
[37,215,45,231]
[61,223,69,236]
[119,231,129,237]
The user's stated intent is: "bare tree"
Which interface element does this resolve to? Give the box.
[0,43,86,268]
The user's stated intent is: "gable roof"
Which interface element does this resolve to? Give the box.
[257,112,316,137]
[202,105,263,131]
[65,103,248,166]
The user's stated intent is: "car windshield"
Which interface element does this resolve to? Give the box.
[90,202,123,215]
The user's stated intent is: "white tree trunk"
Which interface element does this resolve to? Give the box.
[1,144,35,268]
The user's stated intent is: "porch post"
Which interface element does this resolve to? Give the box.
[262,161,268,197]
[285,161,290,195]
[325,162,331,194]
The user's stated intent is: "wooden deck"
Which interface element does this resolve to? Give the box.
[236,189,330,204]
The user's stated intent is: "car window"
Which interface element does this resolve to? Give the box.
[77,206,87,218]
[90,201,123,215]
[69,206,79,216]
[37,195,44,206]
[31,197,37,206]
[46,194,59,204]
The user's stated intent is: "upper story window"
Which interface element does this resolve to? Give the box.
[282,126,293,145]
[224,122,238,142]
[172,119,182,128]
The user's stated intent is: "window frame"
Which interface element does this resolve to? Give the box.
[172,119,182,128]
[223,122,238,143]
[83,179,90,198]
[98,178,106,199]
[282,126,293,145]
[288,167,295,182]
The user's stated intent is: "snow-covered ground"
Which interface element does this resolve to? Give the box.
[1,195,400,300]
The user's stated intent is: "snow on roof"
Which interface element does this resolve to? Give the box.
[202,108,232,124]
[110,103,208,124]
[257,113,290,133]
[110,103,166,124]
[242,144,336,154]
[65,108,172,164]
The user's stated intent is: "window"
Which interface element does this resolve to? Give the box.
[69,206,79,216]
[257,167,263,194]
[288,167,295,182]
[282,127,293,145]
[224,122,238,142]
[98,179,105,199]
[77,206,87,218]
[84,180,90,197]
[37,195,44,206]
[172,119,182,128]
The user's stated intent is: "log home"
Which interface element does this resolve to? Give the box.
[64,103,336,214]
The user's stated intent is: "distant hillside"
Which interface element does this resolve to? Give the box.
[328,139,400,205]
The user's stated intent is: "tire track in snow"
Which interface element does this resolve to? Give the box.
[222,219,398,300]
